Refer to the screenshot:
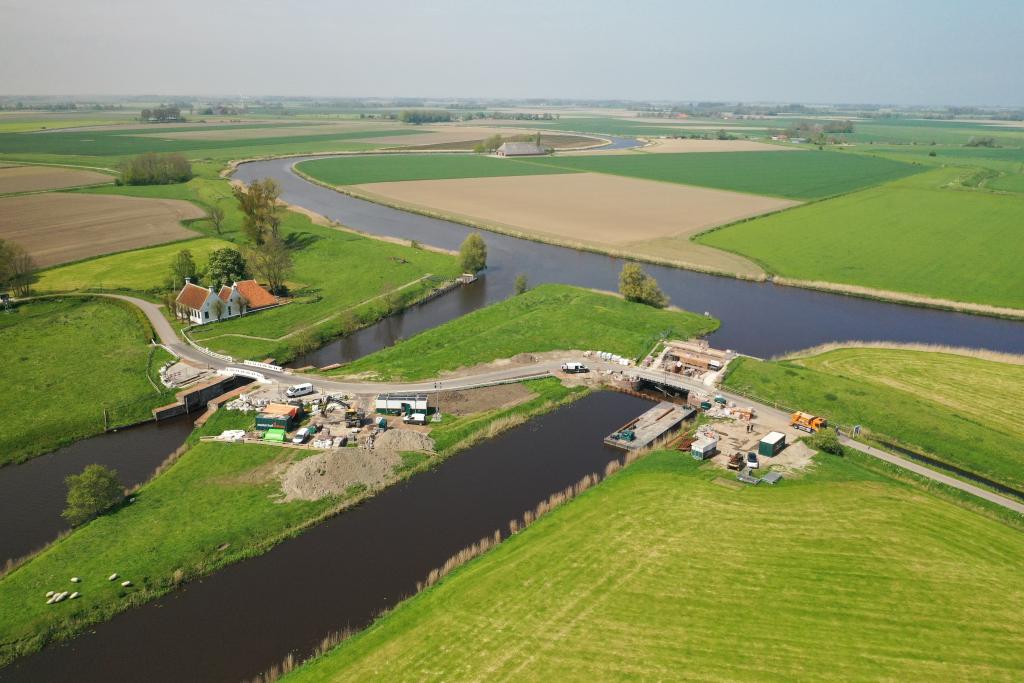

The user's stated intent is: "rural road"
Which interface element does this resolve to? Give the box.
[83,294,1024,517]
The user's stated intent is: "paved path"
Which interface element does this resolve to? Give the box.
[90,294,1024,516]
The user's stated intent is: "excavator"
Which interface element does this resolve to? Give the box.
[790,411,828,433]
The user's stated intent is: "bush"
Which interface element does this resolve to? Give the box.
[810,430,844,456]
[63,464,124,526]
[514,273,529,295]
[120,153,193,185]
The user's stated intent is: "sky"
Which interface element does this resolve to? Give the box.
[1,0,1022,106]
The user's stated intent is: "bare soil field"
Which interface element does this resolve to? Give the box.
[437,384,537,416]
[0,165,113,194]
[352,173,796,276]
[0,193,204,266]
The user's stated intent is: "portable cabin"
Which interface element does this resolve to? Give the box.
[263,428,287,443]
[375,393,429,415]
[256,403,301,431]
[759,431,787,457]
[691,436,718,460]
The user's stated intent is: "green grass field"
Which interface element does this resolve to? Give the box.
[723,348,1024,491]
[332,284,719,381]
[698,168,1024,308]
[529,150,922,199]
[34,237,233,293]
[296,154,574,186]
[0,299,174,465]
[285,450,1024,682]
[988,171,1024,193]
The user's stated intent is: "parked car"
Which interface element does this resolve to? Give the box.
[402,413,427,425]
[561,362,589,373]
[286,383,315,398]
[745,452,759,469]
[292,425,317,444]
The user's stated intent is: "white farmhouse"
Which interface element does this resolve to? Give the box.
[174,278,278,325]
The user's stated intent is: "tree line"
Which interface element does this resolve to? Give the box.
[140,106,183,122]
[399,109,452,124]
[119,153,193,186]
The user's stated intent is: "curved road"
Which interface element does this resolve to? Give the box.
[92,293,1024,516]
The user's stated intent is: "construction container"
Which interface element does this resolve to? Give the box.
[264,428,287,443]
[759,431,787,457]
[255,403,301,431]
[691,436,718,460]
[375,393,428,415]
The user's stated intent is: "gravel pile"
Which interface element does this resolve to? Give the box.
[374,429,435,452]
[280,448,402,502]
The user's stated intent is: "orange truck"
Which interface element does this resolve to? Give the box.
[791,411,828,433]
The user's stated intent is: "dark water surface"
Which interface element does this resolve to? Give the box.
[0,415,195,565]
[2,392,650,683]
[234,155,1024,368]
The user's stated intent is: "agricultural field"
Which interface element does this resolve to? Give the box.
[0,165,113,194]
[285,451,1024,682]
[698,168,1024,309]
[623,138,794,154]
[332,284,719,381]
[723,347,1024,492]
[350,172,795,276]
[296,153,574,185]
[33,237,233,294]
[529,149,922,199]
[988,171,1024,193]
[0,192,204,267]
[397,132,603,151]
[0,298,175,466]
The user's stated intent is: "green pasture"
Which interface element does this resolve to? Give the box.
[332,284,718,381]
[0,299,174,465]
[296,153,574,186]
[284,450,1024,682]
[698,168,1024,308]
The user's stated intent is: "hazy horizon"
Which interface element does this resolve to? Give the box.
[1,0,1022,107]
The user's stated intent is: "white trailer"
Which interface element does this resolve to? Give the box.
[375,392,429,414]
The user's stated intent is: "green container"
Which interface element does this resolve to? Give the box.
[264,428,287,443]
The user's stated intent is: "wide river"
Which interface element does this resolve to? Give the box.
[234,155,1024,368]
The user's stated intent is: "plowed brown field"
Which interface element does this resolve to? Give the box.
[0,166,113,194]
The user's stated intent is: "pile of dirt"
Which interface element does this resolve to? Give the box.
[437,384,536,416]
[279,448,402,502]
[374,429,435,452]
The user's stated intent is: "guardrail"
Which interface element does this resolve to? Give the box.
[243,359,283,372]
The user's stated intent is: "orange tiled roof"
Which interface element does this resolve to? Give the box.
[218,285,232,302]
[175,282,211,310]
[235,280,277,309]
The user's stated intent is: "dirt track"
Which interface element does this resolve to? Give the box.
[0,166,113,194]
[0,193,204,266]
[352,173,795,276]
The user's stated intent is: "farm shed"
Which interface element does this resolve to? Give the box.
[256,403,301,431]
[759,431,787,457]
[375,393,429,415]
[496,142,549,157]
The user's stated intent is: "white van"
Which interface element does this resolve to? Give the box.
[402,413,427,425]
[561,362,588,374]
[285,383,315,398]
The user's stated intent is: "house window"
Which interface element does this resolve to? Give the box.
[227,306,232,315]
[204,310,209,319]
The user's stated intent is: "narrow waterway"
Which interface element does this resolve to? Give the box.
[233,155,1024,367]
[2,392,651,683]
[0,415,196,566]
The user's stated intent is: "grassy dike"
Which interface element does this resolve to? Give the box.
[722,347,1024,493]
[0,297,175,466]
[331,284,719,381]
[0,376,586,668]
[281,450,1024,682]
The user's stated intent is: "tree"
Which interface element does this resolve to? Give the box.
[169,249,197,288]
[206,248,247,287]
[247,236,293,295]
[0,239,37,296]
[208,205,225,235]
[618,263,668,308]
[811,430,844,456]
[233,178,281,245]
[209,298,225,320]
[514,273,529,295]
[119,153,192,185]
[62,464,123,527]
[459,233,487,273]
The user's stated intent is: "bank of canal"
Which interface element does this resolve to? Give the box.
[2,392,651,682]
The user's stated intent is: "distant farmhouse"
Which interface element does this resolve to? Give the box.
[495,141,550,157]
[175,278,278,325]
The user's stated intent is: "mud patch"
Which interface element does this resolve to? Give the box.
[437,384,537,416]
